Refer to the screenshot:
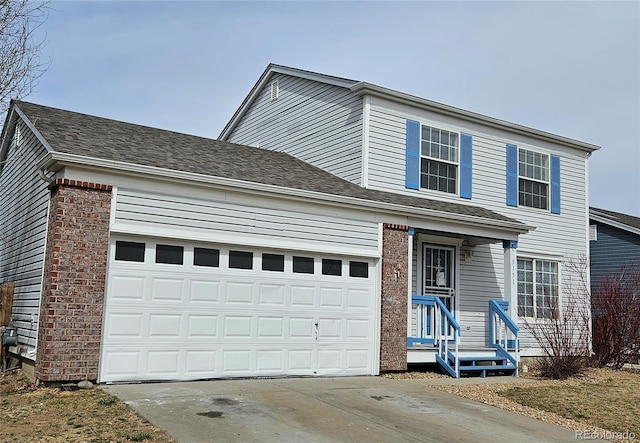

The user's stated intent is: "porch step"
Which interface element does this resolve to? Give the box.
[440,349,518,378]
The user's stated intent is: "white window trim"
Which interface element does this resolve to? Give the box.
[517,147,551,211]
[517,256,561,320]
[419,123,461,196]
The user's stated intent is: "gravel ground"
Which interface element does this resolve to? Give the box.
[384,368,636,442]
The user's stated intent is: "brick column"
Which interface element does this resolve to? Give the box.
[380,223,409,372]
[35,179,112,382]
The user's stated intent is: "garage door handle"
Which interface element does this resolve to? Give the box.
[314,322,318,340]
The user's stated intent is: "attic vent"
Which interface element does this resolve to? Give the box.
[11,125,21,147]
[589,224,597,241]
[270,80,279,101]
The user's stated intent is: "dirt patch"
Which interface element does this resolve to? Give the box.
[0,369,175,442]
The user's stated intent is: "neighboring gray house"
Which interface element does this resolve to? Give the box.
[0,64,599,383]
[590,207,640,288]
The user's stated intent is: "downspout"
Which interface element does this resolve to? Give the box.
[37,166,55,184]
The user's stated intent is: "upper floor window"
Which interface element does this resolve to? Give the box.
[406,120,472,199]
[519,149,549,210]
[420,125,459,194]
[517,258,559,319]
[507,144,560,213]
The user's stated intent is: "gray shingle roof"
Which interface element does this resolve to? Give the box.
[15,101,525,227]
[590,207,640,231]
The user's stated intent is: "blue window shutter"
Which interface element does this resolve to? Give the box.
[405,120,420,190]
[550,155,561,214]
[506,144,518,207]
[459,133,472,199]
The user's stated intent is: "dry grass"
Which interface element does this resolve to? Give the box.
[0,370,175,443]
[502,369,639,439]
[428,367,639,442]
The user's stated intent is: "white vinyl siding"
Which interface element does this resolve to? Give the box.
[0,119,50,353]
[113,189,380,257]
[225,73,364,185]
[367,96,589,355]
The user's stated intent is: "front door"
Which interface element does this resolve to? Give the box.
[422,244,456,317]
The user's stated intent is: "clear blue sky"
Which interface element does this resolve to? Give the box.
[28,1,640,216]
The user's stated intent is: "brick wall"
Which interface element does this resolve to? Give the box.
[380,223,409,371]
[35,179,112,382]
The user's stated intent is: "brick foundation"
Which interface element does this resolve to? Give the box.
[380,223,409,371]
[35,179,112,382]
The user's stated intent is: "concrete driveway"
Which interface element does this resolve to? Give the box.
[104,376,602,443]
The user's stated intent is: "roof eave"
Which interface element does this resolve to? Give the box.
[590,210,640,236]
[350,82,601,154]
[39,151,532,237]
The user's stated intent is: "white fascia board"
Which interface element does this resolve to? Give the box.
[219,64,357,140]
[350,82,600,154]
[589,212,640,237]
[38,151,532,236]
[13,105,56,153]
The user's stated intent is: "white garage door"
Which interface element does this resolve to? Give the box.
[99,237,378,382]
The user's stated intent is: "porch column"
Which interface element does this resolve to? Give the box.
[380,223,409,372]
[503,240,518,320]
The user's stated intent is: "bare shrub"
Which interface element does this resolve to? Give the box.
[591,265,640,369]
[524,256,592,379]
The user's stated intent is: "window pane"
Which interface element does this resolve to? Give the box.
[115,241,145,262]
[322,259,342,276]
[229,250,253,269]
[262,253,284,272]
[156,244,184,265]
[293,256,314,274]
[194,247,219,267]
[349,261,369,278]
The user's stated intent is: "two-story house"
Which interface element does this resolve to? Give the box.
[219,64,601,376]
[0,64,598,383]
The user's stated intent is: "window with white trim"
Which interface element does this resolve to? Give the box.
[517,258,559,319]
[518,148,549,210]
[420,125,459,194]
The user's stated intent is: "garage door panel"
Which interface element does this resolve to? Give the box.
[147,351,180,375]
[105,313,144,338]
[109,275,145,301]
[347,319,370,339]
[259,284,285,305]
[289,317,314,338]
[222,350,251,372]
[225,282,254,304]
[187,315,218,337]
[223,316,252,338]
[347,288,372,309]
[319,287,343,308]
[257,316,285,338]
[102,351,140,377]
[189,280,220,303]
[185,350,217,374]
[101,238,378,382]
[290,285,315,307]
[150,277,184,302]
[346,350,370,370]
[148,314,182,338]
[256,350,284,371]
